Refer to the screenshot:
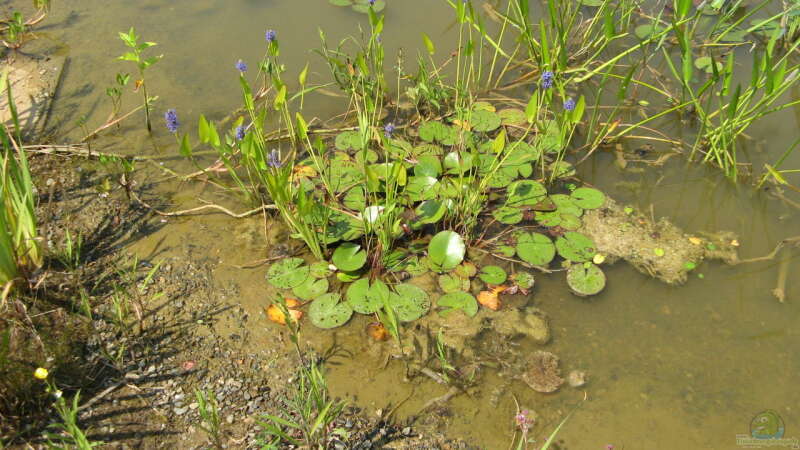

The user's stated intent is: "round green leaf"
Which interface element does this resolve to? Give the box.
[391,283,431,322]
[403,256,429,276]
[478,265,507,285]
[570,187,605,209]
[555,232,597,263]
[493,206,523,225]
[309,293,353,328]
[494,244,516,258]
[566,263,606,296]
[437,292,478,317]
[332,242,367,272]
[335,130,363,151]
[346,278,379,313]
[428,231,466,272]
[292,277,329,300]
[516,232,555,266]
[344,186,367,211]
[267,258,310,289]
[559,213,583,231]
[454,261,478,279]
[510,271,535,290]
[438,274,470,293]
[412,200,448,229]
[498,108,527,126]
[352,0,385,13]
[551,194,583,217]
[506,180,547,207]
[470,109,501,132]
[310,261,333,279]
[414,155,442,177]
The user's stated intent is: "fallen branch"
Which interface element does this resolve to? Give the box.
[131,191,276,218]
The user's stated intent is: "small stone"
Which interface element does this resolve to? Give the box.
[567,370,587,388]
[174,407,188,415]
[226,414,234,424]
[402,427,412,436]
[189,402,199,410]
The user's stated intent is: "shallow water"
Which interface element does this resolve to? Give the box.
[24,0,800,448]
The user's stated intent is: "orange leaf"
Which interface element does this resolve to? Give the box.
[366,322,389,341]
[266,298,303,325]
[477,290,501,311]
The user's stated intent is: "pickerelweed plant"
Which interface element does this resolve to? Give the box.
[117,27,162,133]
[168,0,799,334]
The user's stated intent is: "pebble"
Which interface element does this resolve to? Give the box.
[189,402,199,410]
[174,407,187,415]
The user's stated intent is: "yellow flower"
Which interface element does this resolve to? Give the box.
[33,367,49,380]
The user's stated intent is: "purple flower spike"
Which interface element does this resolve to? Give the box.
[563,98,576,111]
[265,29,277,43]
[235,60,248,72]
[267,149,283,168]
[383,122,395,138]
[164,109,179,133]
[235,125,246,141]
[541,70,555,89]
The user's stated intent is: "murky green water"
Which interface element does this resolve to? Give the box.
[25,0,800,448]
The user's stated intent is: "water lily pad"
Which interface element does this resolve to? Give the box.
[309,293,353,328]
[344,186,367,211]
[570,187,605,209]
[405,175,440,201]
[454,261,478,279]
[506,180,547,207]
[510,271,535,290]
[310,261,333,279]
[326,212,365,243]
[635,23,667,40]
[470,109,501,132]
[437,292,478,317]
[412,199,448,230]
[555,232,597,263]
[516,232,555,266]
[495,244,516,258]
[535,210,562,227]
[443,151,473,174]
[498,108,527,126]
[414,155,442,177]
[695,56,723,74]
[493,206,523,225]
[419,121,454,144]
[549,161,575,178]
[438,274,470,293]
[335,130,363,151]
[352,0,386,13]
[428,231,466,272]
[479,265,507,285]
[391,283,431,322]
[346,278,388,314]
[551,194,583,217]
[292,277,329,300]
[402,256,429,276]
[559,213,583,231]
[332,242,367,271]
[336,270,361,283]
[566,263,606,296]
[267,258,310,289]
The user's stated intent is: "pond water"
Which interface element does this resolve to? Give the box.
[25,0,800,448]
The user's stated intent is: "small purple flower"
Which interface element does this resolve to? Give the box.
[235,125,246,141]
[540,70,555,89]
[514,409,534,433]
[267,149,283,168]
[605,446,615,450]
[563,98,576,111]
[383,122,395,138]
[265,29,277,43]
[164,109,179,133]
[235,59,248,72]
[368,0,376,5]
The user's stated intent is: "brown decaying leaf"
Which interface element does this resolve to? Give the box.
[366,322,389,341]
[266,298,303,325]
[477,285,507,311]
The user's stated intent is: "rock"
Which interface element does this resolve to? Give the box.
[567,370,587,388]
[491,307,550,344]
[520,351,564,393]
[174,407,188,415]
[226,414,234,424]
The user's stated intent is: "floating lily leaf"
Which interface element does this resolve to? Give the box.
[551,194,583,217]
[506,180,547,207]
[292,277,329,300]
[336,270,361,283]
[438,274,470,293]
[549,161,575,178]
[479,265,507,285]
[510,271,535,291]
[498,108,527,126]
[428,231,466,272]
[470,109,501,132]
[329,160,363,193]
[536,120,562,153]
[309,293,353,328]
[414,143,444,156]
[326,211,365,243]
[634,23,667,40]
[346,278,389,314]
[419,121,455,144]
[405,175,440,202]
[414,155,442,177]
[310,261,333,279]
[516,232,555,266]
[412,199,448,229]
[335,130,364,151]
[437,292,478,317]
[391,283,431,322]
[555,232,597,263]
[267,258,310,289]
[332,242,367,271]
[355,149,379,165]
[454,261,478,279]
[694,56,723,74]
[493,206,523,225]
[535,210,562,227]
[344,186,367,211]
[566,263,606,296]
[402,256,429,276]
[559,213,583,231]
[570,187,605,209]
[486,167,516,188]
[494,244,516,258]
[443,151,474,174]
